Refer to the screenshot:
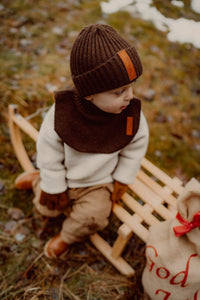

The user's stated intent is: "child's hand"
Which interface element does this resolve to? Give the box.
[39,190,68,210]
[111,181,128,207]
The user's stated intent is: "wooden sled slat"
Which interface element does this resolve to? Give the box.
[113,204,149,243]
[137,169,177,206]
[129,179,175,220]
[141,158,183,195]
[122,193,159,226]
[8,105,37,171]
[8,104,184,277]
[90,233,135,277]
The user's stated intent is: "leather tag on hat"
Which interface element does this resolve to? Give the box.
[118,49,137,81]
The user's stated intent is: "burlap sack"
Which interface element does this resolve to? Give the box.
[142,178,200,300]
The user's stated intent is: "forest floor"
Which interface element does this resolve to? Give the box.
[0,0,200,299]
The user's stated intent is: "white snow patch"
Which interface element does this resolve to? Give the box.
[171,0,184,8]
[191,0,200,14]
[101,0,200,48]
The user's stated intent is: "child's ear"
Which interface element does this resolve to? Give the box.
[85,95,93,101]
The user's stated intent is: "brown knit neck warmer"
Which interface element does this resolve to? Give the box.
[54,90,141,153]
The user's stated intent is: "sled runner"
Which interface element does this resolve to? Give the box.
[8,104,184,277]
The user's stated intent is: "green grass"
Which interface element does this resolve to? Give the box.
[0,0,200,298]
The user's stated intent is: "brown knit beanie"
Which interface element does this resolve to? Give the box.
[70,24,143,97]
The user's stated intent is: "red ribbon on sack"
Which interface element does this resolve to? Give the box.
[173,211,200,237]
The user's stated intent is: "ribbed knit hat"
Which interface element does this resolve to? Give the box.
[70,24,143,97]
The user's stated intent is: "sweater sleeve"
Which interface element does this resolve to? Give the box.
[112,111,149,184]
[36,104,67,194]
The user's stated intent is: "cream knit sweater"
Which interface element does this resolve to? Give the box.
[36,104,149,194]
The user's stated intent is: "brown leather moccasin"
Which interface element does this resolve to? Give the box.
[44,233,69,259]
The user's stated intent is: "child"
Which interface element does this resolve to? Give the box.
[16,24,149,258]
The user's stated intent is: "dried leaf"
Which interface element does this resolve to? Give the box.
[8,207,24,220]
[4,220,18,232]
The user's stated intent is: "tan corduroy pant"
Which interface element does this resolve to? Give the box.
[33,177,113,244]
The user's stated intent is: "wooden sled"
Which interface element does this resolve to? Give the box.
[8,104,184,277]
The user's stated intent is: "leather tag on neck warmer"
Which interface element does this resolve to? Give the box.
[126,116,133,136]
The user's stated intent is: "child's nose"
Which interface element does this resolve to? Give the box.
[125,86,133,100]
